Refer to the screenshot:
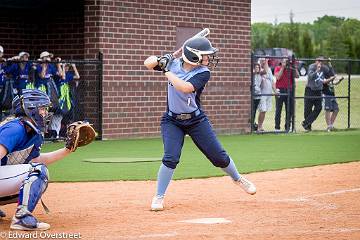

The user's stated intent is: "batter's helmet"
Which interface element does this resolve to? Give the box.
[12,89,52,132]
[182,37,219,67]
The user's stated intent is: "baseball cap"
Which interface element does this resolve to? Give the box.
[315,56,325,61]
[40,51,53,59]
[19,52,30,58]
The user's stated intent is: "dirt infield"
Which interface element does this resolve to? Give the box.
[1,162,360,240]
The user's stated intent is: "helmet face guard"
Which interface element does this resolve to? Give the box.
[182,37,219,68]
[12,89,52,133]
[27,106,53,133]
[205,53,219,68]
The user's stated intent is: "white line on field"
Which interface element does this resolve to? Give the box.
[138,232,178,238]
[269,187,360,203]
[311,188,360,198]
[295,228,360,234]
[178,218,232,224]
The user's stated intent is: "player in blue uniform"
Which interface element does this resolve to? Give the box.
[0,89,74,231]
[144,37,256,211]
[5,52,32,94]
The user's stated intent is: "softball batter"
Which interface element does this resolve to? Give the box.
[144,36,256,211]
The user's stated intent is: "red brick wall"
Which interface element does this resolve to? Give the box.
[0,0,251,139]
[84,0,251,139]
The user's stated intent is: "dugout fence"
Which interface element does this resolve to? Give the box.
[250,53,360,133]
[0,52,103,140]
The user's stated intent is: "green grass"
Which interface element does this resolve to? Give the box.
[46,130,360,182]
[258,76,360,131]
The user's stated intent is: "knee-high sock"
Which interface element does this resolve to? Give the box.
[221,158,241,181]
[156,163,175,197]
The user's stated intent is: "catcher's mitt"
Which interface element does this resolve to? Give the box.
[65,121,97,152]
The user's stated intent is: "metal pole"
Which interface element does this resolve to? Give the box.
[250,52,255,133]
[98,51,103,140]
[291,54,296,133]
[347,60,351,129]
[286,56,291,132]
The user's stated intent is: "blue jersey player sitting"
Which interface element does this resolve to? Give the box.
[0,89,74,231]
[144,36,256,211]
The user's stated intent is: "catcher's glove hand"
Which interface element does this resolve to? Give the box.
[65,121,97,152]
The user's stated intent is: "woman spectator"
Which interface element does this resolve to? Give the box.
[0,46,6,119]
[252,63,262,131]
[6,52,31,94]
[36,52,62,111]
[59,63,80,116]
[257,58,277,132]
[36,51,61,92]
[49,62,80,138]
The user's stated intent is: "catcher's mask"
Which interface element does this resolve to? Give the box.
[12,89,52,133]
[182,37,219,68]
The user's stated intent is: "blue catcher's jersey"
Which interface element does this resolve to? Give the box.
[166,59,210,114]
[0,118,43,166]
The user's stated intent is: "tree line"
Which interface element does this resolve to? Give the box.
[251,15,360,73]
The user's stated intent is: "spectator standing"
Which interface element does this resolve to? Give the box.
[51,63,80,138]
[252,63,262,131]
[36,52,62,111]
[302,56,330,131]
[257,58,276,132]
[6,52,31,94]
[274,58,299,132]
[58,63,80,116]
[0,46,5,119]
[322,58,344,131]
[36,51,60,93]
[0,48,19,116]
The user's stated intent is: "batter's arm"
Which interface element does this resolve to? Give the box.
[144,55,194,93]
[164,71,195,93]
[144,56,159,70]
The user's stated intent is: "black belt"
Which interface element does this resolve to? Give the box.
[168,109,201,120]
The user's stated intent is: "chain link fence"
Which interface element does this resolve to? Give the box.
[0,53,103,140]
[251,54,360,133]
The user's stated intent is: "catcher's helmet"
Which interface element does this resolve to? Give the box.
[182,37,219,67]
[12,89,52,132]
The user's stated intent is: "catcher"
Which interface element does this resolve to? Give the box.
[0,89,96,231]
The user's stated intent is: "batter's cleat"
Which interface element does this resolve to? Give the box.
[151,195,165,211]
[0,209,6,218]
[10,215,50,231]
[235,175,257,195]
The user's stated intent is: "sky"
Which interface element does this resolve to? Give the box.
[251,0,360,24]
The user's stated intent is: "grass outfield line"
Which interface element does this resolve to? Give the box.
[45,130,360,182]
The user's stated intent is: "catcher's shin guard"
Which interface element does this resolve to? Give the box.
[17,163,49,213]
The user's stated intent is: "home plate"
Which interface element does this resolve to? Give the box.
[178,218,231,224]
